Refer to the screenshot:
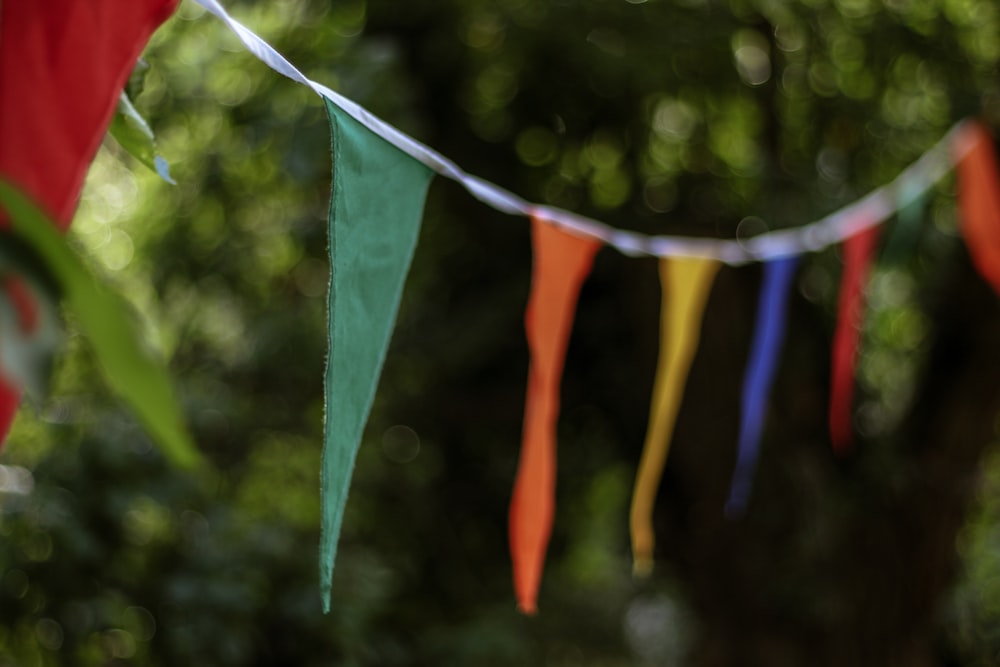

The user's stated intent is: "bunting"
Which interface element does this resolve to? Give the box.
[955,122,1000,295]
[630,257,719,575]
[320,98,435,612]
[6,0,1000,619]
[121,0,1000,614]
[191,0,965,266]
[510,217,601,614]
[829,226,880,453]
[0,0,180,444]
[725,257,799,517]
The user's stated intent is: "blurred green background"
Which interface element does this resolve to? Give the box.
[2,0,1000,664]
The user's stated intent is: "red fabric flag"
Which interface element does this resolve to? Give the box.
[509,216,601,615]
[829,225,879,454]
[0,0,178,443]
[955,121,1000,295]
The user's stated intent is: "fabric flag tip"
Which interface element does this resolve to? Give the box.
[321,586,332,615]
[725,479,752,519]
[724,499,746,521]
[517,599,539,616]
[632,556,654,578]
[831,436,854,457]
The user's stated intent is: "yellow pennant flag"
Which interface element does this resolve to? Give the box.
[630,256,719,575]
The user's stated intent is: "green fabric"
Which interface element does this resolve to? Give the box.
[0,180,202,470]
[882,181,925,264]
[320,99,434,612]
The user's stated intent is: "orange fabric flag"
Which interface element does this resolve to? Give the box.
[630,257,719,575]
[955,121,1000,295]
[829,225,879,454]
[509,217,601,615]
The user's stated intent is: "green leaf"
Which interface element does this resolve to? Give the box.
[109,92,176,184]
[125,58,150,100]
[0,180,202,470]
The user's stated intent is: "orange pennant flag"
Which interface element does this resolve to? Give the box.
[630,257,719,576]
[955,121,1000,295]
[509,216,601,615]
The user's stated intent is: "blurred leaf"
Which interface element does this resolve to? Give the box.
[0,179,202,470]
[0,233,63,399]
[0,273,62,398]
[109,91,176,184]
[126,57,150,99]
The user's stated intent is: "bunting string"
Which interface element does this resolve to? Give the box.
[181,0,999,613]
[193,0,972,266]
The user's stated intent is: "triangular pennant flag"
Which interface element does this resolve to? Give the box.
[0,382,17,448]
[881,181,926,265]
[725,256,799,518]
[509,216,601,615]
[0,0,178,227]
[955,121,1000,295]
[829,225,879,454]
[320,98,435,612]
[0,0,179,444]
[630,256,719,575]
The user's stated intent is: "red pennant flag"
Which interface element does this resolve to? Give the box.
[955,121,1000,295]
[509,217,601,615]
[829,225,879,454]
[0,0,178,443]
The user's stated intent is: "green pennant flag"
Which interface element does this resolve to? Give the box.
[320,98,434,612]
